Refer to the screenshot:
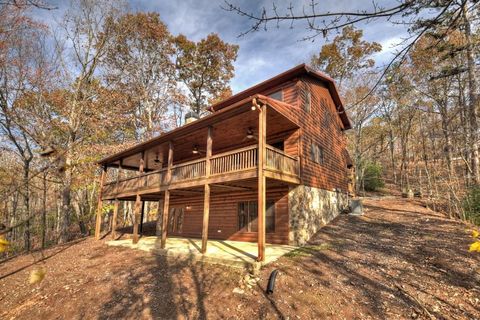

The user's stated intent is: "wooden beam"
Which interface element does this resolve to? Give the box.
[94,166,107,240]
[140,200,146,233]
[111,199,119,240]
[264,170,301,185]
[171,189,204,195]
[202,184,210,254]
[211,183,252,191]
[257,104,267,262]
[111,161,122,240]
[160,142,173,249]
[132,152,145,244]
[156,200,163,236]
[166,141,173,184]
[201,126,213,254]
[161,190,170,248]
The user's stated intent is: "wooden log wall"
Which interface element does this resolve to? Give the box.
[167,187,289,244]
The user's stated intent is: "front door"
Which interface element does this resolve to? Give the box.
[237,200,275,233]
[168,206,184,234]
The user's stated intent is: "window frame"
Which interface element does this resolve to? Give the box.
[303,90,311,112]
[237,200,275,233]
[268,90,283,101]
[310,142,325,165]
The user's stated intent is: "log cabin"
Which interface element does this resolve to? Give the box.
[95,64,353,262]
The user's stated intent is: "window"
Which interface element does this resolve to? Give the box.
[303,90,311,112]
[268,90,283,101]
[238,200,275,233]
[310,143,325,164]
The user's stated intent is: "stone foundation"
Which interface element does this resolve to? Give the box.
[288,185,348,246]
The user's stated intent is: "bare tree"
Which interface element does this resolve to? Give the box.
[53,0,125,242]
[0,5,49,251]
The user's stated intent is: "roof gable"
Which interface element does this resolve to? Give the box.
[210,64,351,130]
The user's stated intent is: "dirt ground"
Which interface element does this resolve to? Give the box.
[1,197,479,320]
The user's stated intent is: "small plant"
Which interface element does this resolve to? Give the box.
[462,185,480,225]
[362,162,385,192]
[469,229,480,253]
[0,237,10,253]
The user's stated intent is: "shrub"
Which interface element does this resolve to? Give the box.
[362,162,385,191]
[463,185,480,225]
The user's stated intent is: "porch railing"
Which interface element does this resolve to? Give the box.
[210,145,258,175]
[266,145,300,176]
[171,159,206,182]
[102,144,299,198]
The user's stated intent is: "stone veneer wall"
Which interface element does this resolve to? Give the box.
[288,185,348,246]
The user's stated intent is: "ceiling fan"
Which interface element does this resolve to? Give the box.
[153,153,162,166]
[192,145,206,155]
[241,127,258,142]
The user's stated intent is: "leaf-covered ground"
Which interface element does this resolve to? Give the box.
[1,197,479,319]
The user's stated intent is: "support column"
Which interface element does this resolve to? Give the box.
[156,199,163,236]
[95,166,107,240]
[111,162,122,240]
[161,141,173,249]
[257,104,267,262]
[132,152,145,244]
[140,201,146,233]
[111,199,119,240]
[161,191,170,248]
[202,126,213,254]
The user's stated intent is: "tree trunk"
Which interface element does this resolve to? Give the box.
[463,4,479,184]
[439,104,454,177]
[59,143,73,243]
[23,161,31,252]
[42,171,47,249]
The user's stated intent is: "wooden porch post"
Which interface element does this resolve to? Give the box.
[95,165,107,240]
[132,152,145,244]
[156,199,163,236]
[111,161,122,240]
[140,200,146,233]
[111,199,119,240]
[161,141,173,249]
[202,126,213,254]
[257,104,267,262]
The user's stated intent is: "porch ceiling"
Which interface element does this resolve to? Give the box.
[101,96,299,171]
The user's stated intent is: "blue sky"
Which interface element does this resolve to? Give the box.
[33,0,409,93]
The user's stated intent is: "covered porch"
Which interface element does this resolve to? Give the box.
[95,95,301,262]
[106,236,297,269]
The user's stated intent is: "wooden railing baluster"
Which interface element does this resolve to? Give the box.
[102,144,299,198]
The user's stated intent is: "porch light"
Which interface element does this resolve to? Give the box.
[251,97,262,111]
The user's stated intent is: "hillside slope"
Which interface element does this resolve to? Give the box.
[1,197,479,319]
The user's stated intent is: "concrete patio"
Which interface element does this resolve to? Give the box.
[106,237,297,269]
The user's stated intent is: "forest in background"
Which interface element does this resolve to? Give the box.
[0,0,239,254]
[1,0,479,256]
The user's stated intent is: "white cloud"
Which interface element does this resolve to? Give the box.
[30,0,412,90]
